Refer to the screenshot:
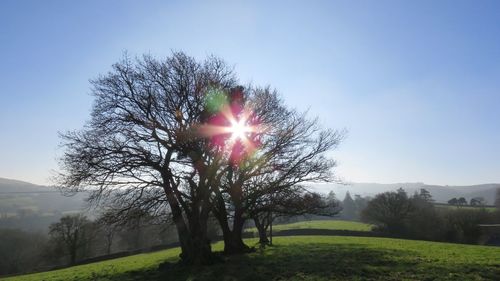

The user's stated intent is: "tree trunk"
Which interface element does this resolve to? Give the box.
[254,217,269,245]
[69,230,78,264]
[184,197,215,265]
[69,249,76,265]
[226,208,251,254]
[162,181,214,265]
[105,231,113,255]
[69,241,77,265]
[171,209,215,265]
[269,213,273,246]
[213,205,250,255]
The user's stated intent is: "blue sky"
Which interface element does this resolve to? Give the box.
[0,0,499,185]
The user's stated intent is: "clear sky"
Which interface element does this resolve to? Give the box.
[1,0,499,186]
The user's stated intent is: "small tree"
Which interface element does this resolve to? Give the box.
[95,211,122,255]
[416,188,433,202]
[448,198,458,206]
[470,197,486,206]
[495,188,500,209]
[457,197,468,206]
[208,87,343,254]
[0,229,47,275]
[353,194,368,219]
[341,191,356,220]
[251,191,339,245]
[443,209,490,244]
[361,189,413,235]
[48,214,95,264]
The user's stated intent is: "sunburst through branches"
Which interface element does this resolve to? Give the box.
[197,87,263,165]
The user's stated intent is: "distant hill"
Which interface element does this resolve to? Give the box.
[0,177,54,193]
[0,177,87,231]
[0,177,87,213]
[310,182,500,204]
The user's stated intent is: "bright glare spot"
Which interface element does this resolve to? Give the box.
[229,119,251,141]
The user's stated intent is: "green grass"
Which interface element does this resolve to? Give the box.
[246,219,373,233]
[434,203,497,212]
[6,236,500,281]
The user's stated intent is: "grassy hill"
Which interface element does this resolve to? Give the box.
[246,219,373,233]
[434,203,497,212]
[6,236,500,281]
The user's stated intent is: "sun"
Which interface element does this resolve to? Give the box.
[196,101,263,164]
[228,118,252,141]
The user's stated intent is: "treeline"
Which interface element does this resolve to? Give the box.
[360,188,500,244]
[337,191,369,221]
[0,213,66,232]
[0,210,180,276]
[0,191,338,277]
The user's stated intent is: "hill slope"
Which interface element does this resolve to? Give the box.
[0,178,87,231]
[0,177,86,212]
[246,219,373,233]
[6,236,500,281]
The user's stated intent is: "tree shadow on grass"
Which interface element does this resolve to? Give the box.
[110,243,500,281]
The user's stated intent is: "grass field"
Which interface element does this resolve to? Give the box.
[5,236,500,281]
[434,203,497,212]
[245,219,373,233]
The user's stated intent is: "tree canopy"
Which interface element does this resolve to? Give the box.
[58,52,343,264]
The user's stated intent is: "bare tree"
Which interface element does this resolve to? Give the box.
[457,197,468,206]
[58,52,237,265]
[470,197,486,206]
[250,190,340,245]
[448,198,459,206]
[95,211,123,255]
[209,87,343,253]
[57,52,342,263]
[495,188,500,209]
[416,188,433,202]
[341,191,356,219]
[361,189,414,235]
[48,214,94,264]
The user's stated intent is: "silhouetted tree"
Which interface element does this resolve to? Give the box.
[416,188,433,202]
[251,191,339,245]
[48,214,94,264]
[361,190,494,244]
[406,192,444,240]
[57,53,237,265]
[341,191,356,220]
[470,197,486,206]
[95,211,123,255]
[354,194,369,219]
[495,188,500,209]
[448,198,458,206]
[0,229,47,275]
[443,208,490,244]
[361,189,413,235]
[207,87,343,254]
[457,197,467,206]
[57,52,342,264]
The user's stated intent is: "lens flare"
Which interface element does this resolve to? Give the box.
[229,118,251,141]
[195,87,265,165]
[197,103,262,164]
